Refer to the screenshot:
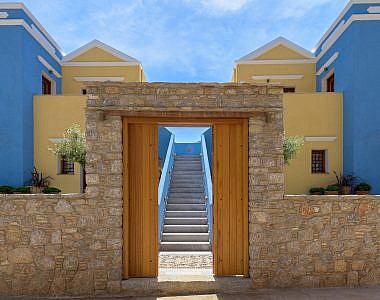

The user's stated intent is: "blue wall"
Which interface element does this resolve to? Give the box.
[174,143,201,156]
[203,128,212,171]
[316,5,380,193]
[0,8,62,186]
[158,127,172,160]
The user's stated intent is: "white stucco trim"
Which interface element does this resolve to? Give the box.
[61,61,140,67]
[235,59,316,66]
[38,56,62,78]
[252,74,304,80]
[316,52,339,76]
[73,76,125,82]
[314,0,380,51]
[0,12,8,18]
[317,14,380,60]
[0,3,62,53]
[63,39,140,63]
[0,19,61,64]
[237,36,315,62]
[305,137,337,142]
[368,6,380,12]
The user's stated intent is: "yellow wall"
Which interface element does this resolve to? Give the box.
[234,63,316,93]
[34,96,86,193]
[256,45,307,60]
[62,65,143,94]
[283,93,343,194]
[70,47,124,62]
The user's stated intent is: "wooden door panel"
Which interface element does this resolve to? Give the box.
[123,120,158,278]
[213,120,248,276]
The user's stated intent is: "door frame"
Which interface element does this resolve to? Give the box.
[122,117,249,278]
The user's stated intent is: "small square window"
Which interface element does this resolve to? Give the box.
[283,87,296,93]
[311,150,326,173]
[60,157,74,175]
[81,89,87,95]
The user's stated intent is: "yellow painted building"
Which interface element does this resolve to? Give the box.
[34,40,145,193]
[233,36,343,194]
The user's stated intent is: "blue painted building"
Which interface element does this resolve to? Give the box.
[0,3,62,186]
[315,0,380,193]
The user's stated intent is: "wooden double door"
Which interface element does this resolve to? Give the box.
[122,118,248,278]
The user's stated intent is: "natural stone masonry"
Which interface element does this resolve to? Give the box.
[251,195,380,288]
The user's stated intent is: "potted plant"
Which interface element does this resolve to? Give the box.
[42,187,61,194]
[31,167,52,193]
[355,182,372,195]
[334,171,358,195]
[0,185,13,194]
[12,186,31,194]
[325,184,340,195]
[309,187,325,195]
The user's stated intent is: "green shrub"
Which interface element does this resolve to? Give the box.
[355,182,372,192]
[42,187,61,194]
[326,185,340,192]
[0,185,14,194]
[309,187,325,194]
[12,187,30,194]
[284,136,304,165]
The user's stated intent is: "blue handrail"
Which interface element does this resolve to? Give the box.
[201,134,213,245]
[158,134,175,242]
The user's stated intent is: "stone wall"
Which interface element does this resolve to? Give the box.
[0,193,124,296]
[252,195,380,288]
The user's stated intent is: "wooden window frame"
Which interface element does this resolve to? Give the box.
[283,87,296,93]
[41,72,56,95]
[311,150,326,174]
[59,156,74,175]
[42,75,52,95]
[326,73,335,92]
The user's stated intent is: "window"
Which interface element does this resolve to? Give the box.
[326,73,335,92]
[59,157,74,175]
[81,88,87,95]
[311,150,326,173]
[42,75,52,95]
[283,87,296,93]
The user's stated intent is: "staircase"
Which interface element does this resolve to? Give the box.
[160,155,210,251]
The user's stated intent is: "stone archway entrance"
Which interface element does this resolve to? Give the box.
[85,82,284,285]
[122,117,248,278]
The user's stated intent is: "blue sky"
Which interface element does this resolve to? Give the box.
[166,127,210,143]
[15,0,347,82]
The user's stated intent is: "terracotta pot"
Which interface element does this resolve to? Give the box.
[356,191,370,195]
[31,186,42,194]
[325,191,339,195]
[341,186,351,195]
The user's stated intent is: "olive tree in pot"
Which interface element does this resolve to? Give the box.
[50,125,86,193]
[284,135,304,165]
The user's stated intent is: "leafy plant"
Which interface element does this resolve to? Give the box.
[333,171,358,187]
[284,136,304,165]
[42,187,61,194]
[12,187,30,194]
[309,187,325,194]
[355,182,372,192]
[31,167,52,187]
[0,185,14,194]
[50,124,86,167]
[326,185,340,192]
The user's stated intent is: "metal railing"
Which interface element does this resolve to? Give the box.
[201,134,213,245]
[158,134,175,242]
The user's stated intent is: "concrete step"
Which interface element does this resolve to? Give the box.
[165,217,208,225]
[166,203,205,211]
[169,192,204,198]
[167,198,205,204]
[160,241,210,251]
[165,211,207,218]
[169,187,204,193]
[169,183,204,188]
[163,224,208,233]
[161,233,209,242]
[174,156,200,160]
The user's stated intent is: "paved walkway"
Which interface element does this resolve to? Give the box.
[2,287,380,299]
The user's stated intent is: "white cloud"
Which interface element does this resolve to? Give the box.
[186,0,253,13]
[274,0,333,19]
